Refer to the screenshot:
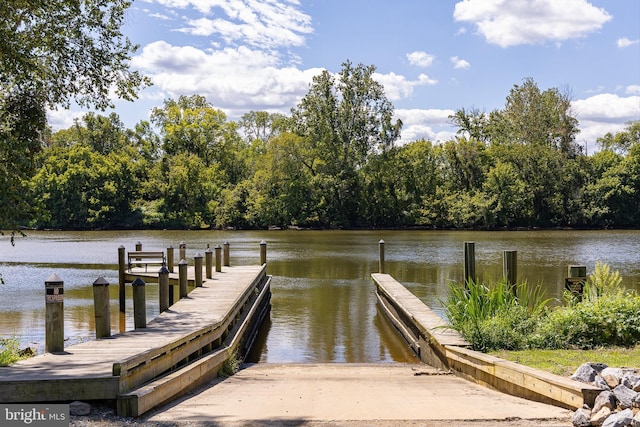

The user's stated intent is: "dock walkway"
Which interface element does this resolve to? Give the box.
[0,264,270,412]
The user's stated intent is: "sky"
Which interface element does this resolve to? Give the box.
[48,0,640,151]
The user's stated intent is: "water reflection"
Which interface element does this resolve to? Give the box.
[1,229,639,362]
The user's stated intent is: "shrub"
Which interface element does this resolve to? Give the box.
[0,336,27,366]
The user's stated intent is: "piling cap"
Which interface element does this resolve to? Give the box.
[132,278,146,286]
[179,259,188,265]
[93,277,109,286]
[195,252,203,258]
[45,273,63,283]
[379,239,385,244]
[205,247,212,253]
[158,266,170,274]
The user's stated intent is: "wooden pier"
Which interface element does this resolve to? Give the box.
[0,261,271,417]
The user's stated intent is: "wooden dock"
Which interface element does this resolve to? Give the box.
[0,264,271,416]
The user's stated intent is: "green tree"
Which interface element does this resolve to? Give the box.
[1,0,149,233]
[291,61,402,227]
[151,95,246,183]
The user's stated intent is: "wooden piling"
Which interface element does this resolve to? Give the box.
[378,239,385,274]
[503,250,518,295]
[205,248,213,279]
[215,245,222,273]
[118,245,126,312]
[179,241,186,262]
[45,274,64,353]
[132,278,146,329]
[464,241,476,286]
[223,241,230,266]
[158,266,170,313]
[179,259,188,298]
[194,253,203,287]
[167,245,174,273]
[566,265,587,300]
[93,277,111,339]
[260,240,267,265]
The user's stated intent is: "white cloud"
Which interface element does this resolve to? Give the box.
[406,51,436,68]
[450,56,470,69]
[131,41,323,112]
[617,37,640,48]
[47,108,84,130]
[572,94,640,150]
[395,108,456,143]
[627,85,640,95]
[572,93,640,122]
[374,73,437,102]
[148,0,313,49]
[453,0,611,47]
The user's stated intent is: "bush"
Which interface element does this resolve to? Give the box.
[0,336,27,366]
[444,262,640,352]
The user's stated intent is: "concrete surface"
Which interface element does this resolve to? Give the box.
[143,363,573,426]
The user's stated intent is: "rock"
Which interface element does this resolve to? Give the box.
[631,411,640,427]
[591,407,612,426]
[634,392,640,408]
[595,376,611,390]
[590,363,609,373]
[69,401,91,416]
[623,374,640,392]
[593,390,617,413]
[572,407,591,427]
[602,408,633,427]
[602,368,624,389]
[613,384,638,409]
[572,363,599,383]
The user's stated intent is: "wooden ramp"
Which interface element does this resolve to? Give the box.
[0,264,270,413]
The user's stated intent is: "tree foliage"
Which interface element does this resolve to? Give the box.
[1,0,149,233]
[6,67,639,231]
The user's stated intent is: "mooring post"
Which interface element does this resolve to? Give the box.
[158,266,170,313]
[194,252,203,287]
[260,240,267,265]
[93,276,111,339]
[378,239,385,274]
[135,241,142,267]
[464,241,476,287]
[215,245,222,273]
[118,245,126,312]
[132,278,146,329]
[179,259,188,298]
[179,241,186,262]
[45,274,64,353]
[167,245,174,273]
[223,241,230,266]
[205,247,213,279]
[503,250,518,296]
[566,265,587,300]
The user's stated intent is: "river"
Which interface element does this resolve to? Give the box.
[1,229,639,363]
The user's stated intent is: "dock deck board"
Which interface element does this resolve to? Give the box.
[0,265,266,401]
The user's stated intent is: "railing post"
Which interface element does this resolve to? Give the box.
[118,245,126,312]
[223,241,230,267]
[194,252,203,287]
[93,277,111,339]
[464,241,476,287]
[260,240,267,265]
[167,245,174,273]
[179,259,188,298]
[378,239,385,274]
[179,241,186,263]
[132,278,146,329]
[503,250,518,296]
[158,266,170,313]
[215,245,222,273]
[45,274,64,353]
[205,247,213,279]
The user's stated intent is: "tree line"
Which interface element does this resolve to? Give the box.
[12,65,640,230]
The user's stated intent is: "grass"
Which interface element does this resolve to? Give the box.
[490,345,640,377]
[0,336,29,366]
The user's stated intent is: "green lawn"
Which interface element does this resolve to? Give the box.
[490,346,640,377]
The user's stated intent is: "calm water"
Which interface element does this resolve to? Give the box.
[1,230,639,362]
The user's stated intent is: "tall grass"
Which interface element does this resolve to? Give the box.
[442,279,549,352]
[0,336,27,366]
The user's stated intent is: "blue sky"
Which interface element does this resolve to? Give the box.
[48,0,640,150]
